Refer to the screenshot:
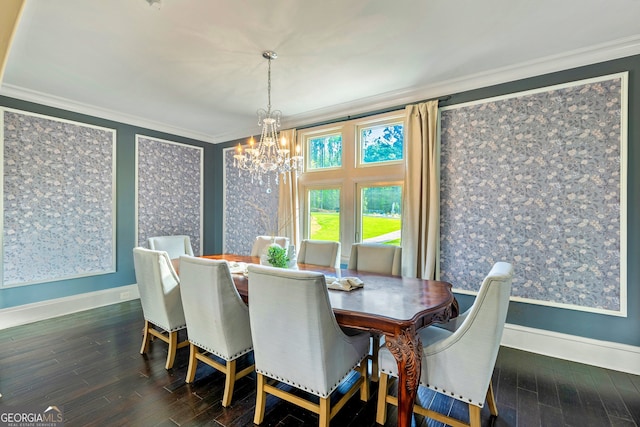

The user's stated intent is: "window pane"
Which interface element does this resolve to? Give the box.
[361,185,401,246]
[309,188,340,241]
[360,123,403,164]
[307,134,342,170]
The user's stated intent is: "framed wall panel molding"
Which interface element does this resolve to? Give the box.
[222,146,280,255]
[135,135,203,255]
[1,108,116,287]
[438,72,628,316]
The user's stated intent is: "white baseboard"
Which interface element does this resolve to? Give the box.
[502,323,640,375]
[1,291,638,375]
[0,284,140,330]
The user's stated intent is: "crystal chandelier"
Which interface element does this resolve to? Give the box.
[233,51,303,193]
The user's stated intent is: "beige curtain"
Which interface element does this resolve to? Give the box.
[277,129,300,249]
[401,100,439,279]
[0,0,25,83]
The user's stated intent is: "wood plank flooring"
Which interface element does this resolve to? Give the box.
[0,300,638,426]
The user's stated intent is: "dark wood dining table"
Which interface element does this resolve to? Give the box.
[174,254,457,427]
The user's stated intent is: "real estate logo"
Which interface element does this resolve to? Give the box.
[0,405,64,427]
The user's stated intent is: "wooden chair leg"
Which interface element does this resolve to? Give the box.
[374,372,488,427]
[359,361,369,402]
[486,382,498,416]
[469,404,481,427]
[185,343,198,383]
[254,373,267,425]
[371,335,380,382]
[376,372,390,425]
[165,331,178,370]
[222,359,237,407]
[319,396,330,427]
[140,320,151,354]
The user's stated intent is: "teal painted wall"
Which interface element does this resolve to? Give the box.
[2,53,638,350]
[0,96,215,308]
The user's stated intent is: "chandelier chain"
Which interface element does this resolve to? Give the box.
[267,56,272,112]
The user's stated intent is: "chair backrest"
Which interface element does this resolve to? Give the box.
[297,239,341,268]
[133,247,186,332]
[247,264,367,397]
[178,256,253,360]
[250,235,289,256]
[148,235,194,259]
[348,243,402,276]
[423,262,513,404]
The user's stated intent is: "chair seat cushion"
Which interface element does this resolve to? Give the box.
[420,324,454,351]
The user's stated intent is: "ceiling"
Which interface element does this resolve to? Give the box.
[3,0,640,144]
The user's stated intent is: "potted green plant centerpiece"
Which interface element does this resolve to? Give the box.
[266,244,289,268]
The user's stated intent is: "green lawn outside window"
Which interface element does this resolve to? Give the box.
[309,212,400,245]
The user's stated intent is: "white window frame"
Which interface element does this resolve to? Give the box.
[303,126,344,173]
[356,116,405,168]
[303,184,343,243]
[355,180,403,244]
[298,110,405,264]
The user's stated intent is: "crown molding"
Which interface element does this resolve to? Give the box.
[0,84,220,144]
[284,34,640,130]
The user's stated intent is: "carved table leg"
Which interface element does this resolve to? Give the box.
[385,328,423,427]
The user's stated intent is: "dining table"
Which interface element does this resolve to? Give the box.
[173,254,457,427]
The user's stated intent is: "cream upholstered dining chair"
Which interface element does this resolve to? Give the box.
[133,247,189,370]
[148,235,194,259]
[297,239,341,268]
[348,243,402,276]
[247,265,370,427]
[347,242,402,381]
[376,262,514,427]
[178,256,254,407]
[250,235,289,256]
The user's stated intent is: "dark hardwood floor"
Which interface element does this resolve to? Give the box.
[1,300,638,426]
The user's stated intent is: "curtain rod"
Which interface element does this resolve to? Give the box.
[296,95,452,131]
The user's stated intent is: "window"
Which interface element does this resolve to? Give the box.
[298,112,405,263]
[358,184,402,246]
[358,120,404,166]
[308,188,340,241]
[307,132,342,170]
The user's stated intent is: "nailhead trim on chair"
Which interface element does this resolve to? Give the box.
[380,368,484,407]
[145,317,186,333]
[257,357,365,398]
[189,339,253,361]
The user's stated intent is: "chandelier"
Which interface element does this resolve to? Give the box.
[233,51,303,193]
